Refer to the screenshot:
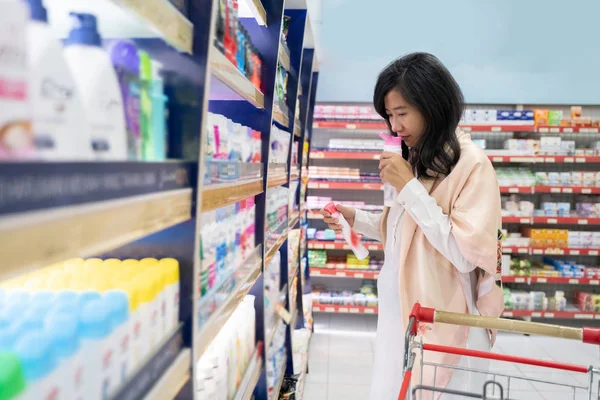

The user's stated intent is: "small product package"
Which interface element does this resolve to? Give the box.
[378,133,403,207]
[323,202,368,260]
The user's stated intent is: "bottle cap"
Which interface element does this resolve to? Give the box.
[139,51,153,80]
[78,290,101,310]
[378,132,402,147]
[0,321,24,350]
[14,331,56,381]
[22,302,52,330]
[66,12,102,47]
[323,202,338,215]
[103,290,129,327]
[0,303,28,329]
[63,258,84,273]
[26,0,48,23]
[159,258,180,285]
[4,290,30,307]
[80,299,112,339]
[140,258,158,267]
[45,312,79,358]
[107,40,140,73]
[54,290,79,305]
[0,351,26,400]
[32,291,54,306]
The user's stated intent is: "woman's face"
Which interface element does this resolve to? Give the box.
[384,89,425,148]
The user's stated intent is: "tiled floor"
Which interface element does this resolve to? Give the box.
[304,314,600,400]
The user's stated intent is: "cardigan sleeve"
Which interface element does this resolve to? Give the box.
[353,209,383,242]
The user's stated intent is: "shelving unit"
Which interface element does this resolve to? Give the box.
[0,1,319,399]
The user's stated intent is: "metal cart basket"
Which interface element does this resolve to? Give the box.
[398,303,600,400]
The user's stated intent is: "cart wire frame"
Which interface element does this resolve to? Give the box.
[398,302,600,400]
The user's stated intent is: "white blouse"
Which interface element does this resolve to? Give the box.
[353,178,490,400]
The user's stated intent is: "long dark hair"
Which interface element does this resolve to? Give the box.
[373,52,463,179]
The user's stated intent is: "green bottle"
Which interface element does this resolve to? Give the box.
[0,352,26,400]
[139,51,154,160]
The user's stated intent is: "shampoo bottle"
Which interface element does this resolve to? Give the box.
[63,13,127,160]
[323,202,369,260]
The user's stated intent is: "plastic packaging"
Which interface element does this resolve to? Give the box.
[379,133,403,207]
[0,351,26,399]
[323,203,369,260]
[63,12,127,160]
[0,0,32,160]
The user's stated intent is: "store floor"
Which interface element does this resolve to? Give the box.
[304,314,600,400]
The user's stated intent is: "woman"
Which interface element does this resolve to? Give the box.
[320,53,504,399]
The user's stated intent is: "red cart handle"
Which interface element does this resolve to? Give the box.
[409,302,600,345]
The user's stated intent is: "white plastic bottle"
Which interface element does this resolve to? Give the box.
[0,0,33,160]
[103,290,130,390]
[323,202,369,260]
[25,0,91,160]
[379,133,403,207]
[63,12,127,160]
[159,258,180,335]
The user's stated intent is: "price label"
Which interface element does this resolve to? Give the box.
[590,128,599,133]
[576,158,586,163]
[551,188,561,193]
[539,128,549,133]
[537,278,547,283]
[372,154,381,160]
[565,157,575,163]
[548,219,558,224]
[569,279,579,284]
[503,312,514,317]
[590,251,599,256]
[575,314,594,320]
[546,157,555,163]
[493,157,504,163]
[346,124,357,129]
[550,128,560,133]
[325,244,335,249]
[319,183,329,189]
[314,244,324,249]
[339,307,349,313]
[312,152,324,159]
[563,188,573,193]
[368,245,380,251]
[355,273,364,278]
[349,308,359,313]
[515,278,526,283]
[491,127,502,132]
[532,312,542,318]
[591,280,600,285]
[520,218,531,224]
[582,189,592,194]
[509,188,519,193]
[325,307,335,312]
[545,312,555,318]
[462,126,472,132]
[336,271,346,277]
[578,219,589,225]
[365,308,375,314]
[570,250,580,255]
[518,248,528,254]
[311,270,321,276]
[564,128,573,133]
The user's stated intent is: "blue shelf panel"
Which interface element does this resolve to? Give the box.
[0,161,194,216]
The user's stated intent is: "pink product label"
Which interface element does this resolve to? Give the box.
[44,386,60,400]
[0,78,26,100]
[120,334,130,353]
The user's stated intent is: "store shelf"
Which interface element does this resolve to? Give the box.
[46,0,194,54]
[307,240,383,251]
[502,216,600,226]
[313,121,537,133]
[310,150,381,160]
[110,324,184,400]
[233,345,263,400]
[537,126,600,134]
[202,178,264,212]
[308,181,383,190]
[289,215,300,230]
[310,267,380,279]
[195,246,263,362]
[279,46,292,71]
[266,230,289,265]
[489,155,600,163]
[144,349,191,400]
[273,105,290,128]
[210,46,265,108]
[268,174,289,189]
[502,309,600,319]
[503,276,600,285]
[503,247,600,256]
[460,124,535,132]
[313,303,378,314]
[534,186,600,194]
[270,355,287,400]
[502,246,532,255]
[0,188,192,282]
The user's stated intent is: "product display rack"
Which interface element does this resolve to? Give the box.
[0,0,319,399]
[306,103,600,324]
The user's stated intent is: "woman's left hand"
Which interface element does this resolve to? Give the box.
[379,151,415,191]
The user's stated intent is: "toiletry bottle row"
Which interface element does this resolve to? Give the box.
[196,295,256,400]
[0,257,180,400]
[0,0,169,161]
[266,187,289,235]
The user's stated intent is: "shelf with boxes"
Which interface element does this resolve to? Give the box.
[0,0,320,399]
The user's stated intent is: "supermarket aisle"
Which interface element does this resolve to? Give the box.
[304,314,600,400]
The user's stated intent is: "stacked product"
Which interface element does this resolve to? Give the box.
[270,125,291,164]
[327,138,384,151]
[198,199,257,299]
[266,187,289,238]
[288,230,301,281]
[522,228,600,249]
[204,113,262,184]
[308,250,383,271]
[575,292,600,312]
[0,257,179,399]
[461,109,535,125]
[503,288,566,311]
[534,106,600,127]
[502,233,530,248]
[308,166,361,181]
[0,1,170,161]
[291,328,311,394]
[507,257,600,279]
[264,252,282,334]
[196,295,256,400]
[214,0,263,90]
[312,285,378,307]
[313,105,383,122]
[266,320,286,400]
[306,197,384,213]
[535,171,600,187]
[496,168,536,187]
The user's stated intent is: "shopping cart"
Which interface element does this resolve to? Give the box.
[398,303,600,400]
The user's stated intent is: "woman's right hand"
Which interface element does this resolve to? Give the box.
[319,204,356,233]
